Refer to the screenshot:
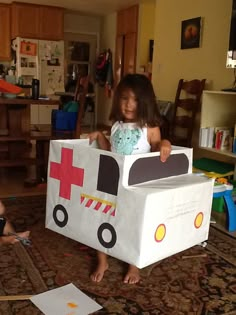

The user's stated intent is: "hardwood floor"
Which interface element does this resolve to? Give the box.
[0,167,46,198]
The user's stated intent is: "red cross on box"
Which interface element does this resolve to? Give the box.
[50,147,84,200]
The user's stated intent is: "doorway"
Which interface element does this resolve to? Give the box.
[64,32,98,87]
[64,32,98,127]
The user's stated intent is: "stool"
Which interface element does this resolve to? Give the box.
[213,184,236,232]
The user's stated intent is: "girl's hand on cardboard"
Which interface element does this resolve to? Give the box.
[160,139,172,162]
[88,131,102,145]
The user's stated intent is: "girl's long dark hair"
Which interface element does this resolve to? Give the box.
[109,74,161,127]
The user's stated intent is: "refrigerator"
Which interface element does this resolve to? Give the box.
[13,37,65,96]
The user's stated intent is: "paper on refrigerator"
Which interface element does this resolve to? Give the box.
[46,140,214,268]
[38,40,65,95]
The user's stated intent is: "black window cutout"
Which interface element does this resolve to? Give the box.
[97,155,120,196]
[128,154,189,185]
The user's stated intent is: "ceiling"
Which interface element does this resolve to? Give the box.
[1,0,139,16]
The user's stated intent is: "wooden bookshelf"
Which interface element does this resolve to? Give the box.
[200,91,236,128]
[198,90,236,178]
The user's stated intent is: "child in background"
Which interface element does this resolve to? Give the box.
[0,201,30,245]
[88,73,172,284]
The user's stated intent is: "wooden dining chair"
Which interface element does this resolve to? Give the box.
[74,75,90,138]
[32,75,90,183]
[169,78,206,147]
[50,74,90,139]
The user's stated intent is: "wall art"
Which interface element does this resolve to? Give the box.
[181,17,201,49]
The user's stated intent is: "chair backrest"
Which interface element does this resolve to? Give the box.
[170,78,206,147]
[74,75,90,138]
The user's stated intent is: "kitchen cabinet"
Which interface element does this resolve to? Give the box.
[31,104,59,125]
[124,5,138,34]
[11,2,64,40]
[116,10,126,36]
[11,2,40,39]
[39,6,64,40]
[0,4,11,61]
[117,5,138,35]
[115,35,124,83]
[115,5,138,84]
[123,32,137,74]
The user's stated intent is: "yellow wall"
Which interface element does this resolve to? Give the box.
[98,0,233,124]
[152,0,233,101]
[136,0,156,71]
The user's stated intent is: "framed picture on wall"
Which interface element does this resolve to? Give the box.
[181,17,201,49]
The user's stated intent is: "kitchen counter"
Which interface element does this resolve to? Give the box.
[0,96,59,105]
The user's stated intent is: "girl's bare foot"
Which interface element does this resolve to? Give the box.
[123,265,140,284]
[90,262,109,282]
[90,251,109,282]
[17,231,30,239]
[1,231,30,245]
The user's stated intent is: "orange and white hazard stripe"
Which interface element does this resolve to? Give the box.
[80,193,116,216]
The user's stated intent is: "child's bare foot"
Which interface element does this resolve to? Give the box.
[0,201,5,216]
[1,235,19,245]
[17,231,30,239]
[123,265,140,284]
[1,231,30,245]
[90,262,109,282]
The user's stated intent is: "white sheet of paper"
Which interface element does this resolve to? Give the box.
[30,283,102,315]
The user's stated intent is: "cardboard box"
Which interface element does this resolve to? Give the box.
[46,140,214,268]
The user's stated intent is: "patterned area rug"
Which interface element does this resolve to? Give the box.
[1,195,236,315]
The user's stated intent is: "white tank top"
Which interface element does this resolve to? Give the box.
[110,121,151,155]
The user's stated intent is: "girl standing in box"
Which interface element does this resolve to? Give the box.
[88,73,171,284]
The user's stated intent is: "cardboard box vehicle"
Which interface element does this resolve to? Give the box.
[46,139,214,268]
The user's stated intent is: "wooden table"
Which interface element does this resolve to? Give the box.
[0,97,59,136]
[0,97,60,181]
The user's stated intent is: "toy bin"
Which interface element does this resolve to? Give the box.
[51,109,77,131]
[229,180,236,203]
[212,196,225,213]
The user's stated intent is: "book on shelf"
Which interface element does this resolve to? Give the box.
[220,129,231,151]
[232,123,236,153]
[214,127,232,151]
[199,127,215,148]
[199,127,208,147]
[199,126,232,151]
[207,127,215,148]
[214,128,223,149]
